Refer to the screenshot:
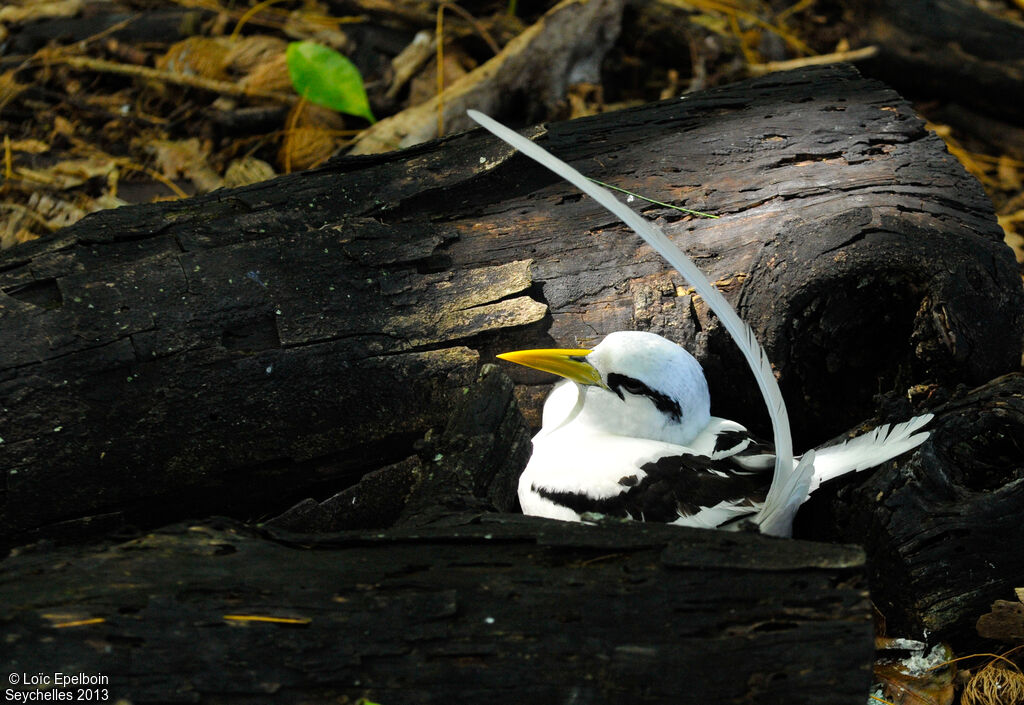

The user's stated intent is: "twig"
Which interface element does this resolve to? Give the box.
[115,162,190,199]
[57,55,297,103]
[435,1,502,137]
[0,202,61,231]
[230,0,289,40]
[438,2,502,56]
[661,0,816,56]
[747,45,878,75]
[436,5,445,136]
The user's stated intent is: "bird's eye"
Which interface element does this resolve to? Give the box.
[606,373,655,401]
[619,379,647,395]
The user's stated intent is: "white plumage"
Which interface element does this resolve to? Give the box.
[504,331,932,534]
[467,110,932,536]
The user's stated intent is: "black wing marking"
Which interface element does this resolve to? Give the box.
[533,451,770,524]
[712,428,775,471]
[713,429,753,454]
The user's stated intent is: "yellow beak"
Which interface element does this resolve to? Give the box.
[496,348,604,387]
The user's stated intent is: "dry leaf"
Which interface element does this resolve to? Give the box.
[278,102,345,172]
[407,50,473,107]
[157,37,232,82]
[282,13,350,54]
[0,0,82,24]
[874,640,955,705]
[146,139,222,193]
[9,138,49,154]
[567,82,603,119]
[51,116,76,139]
[26,192,88,230]
[998,217,1024,265]
[224,36,289,75]
[16,155,116,190]
[996,155,1022,191]
[350,0,625,155]
[0,222,39,250]
[224,157,276,188]
[0,69,26,111]
[238,53,293,96]
[388,30,435,100]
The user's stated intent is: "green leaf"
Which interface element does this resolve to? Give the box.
[286,41,375,123]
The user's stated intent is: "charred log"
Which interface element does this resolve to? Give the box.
[0,515,873,705]
[802,373,1024,649]
[0,64,1021,545]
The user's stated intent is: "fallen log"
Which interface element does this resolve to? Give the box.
[851,0,1024,124]
[263,362,530,533]
[803,372,1024,648]
[1,64,1021,544]
[0,515,873,705]
[286,363,1024,652]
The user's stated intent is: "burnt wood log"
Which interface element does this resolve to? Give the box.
[851,0,1024,124]
[267,360,1024,652]
[0,7,218,59]
[0,515,874,705]
[1,64,1022,544]
[263,362,531,532]
[802,372,1024,648]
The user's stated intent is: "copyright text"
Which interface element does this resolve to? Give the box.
[5,673,109,702]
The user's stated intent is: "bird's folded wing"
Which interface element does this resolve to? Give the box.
[527,431,773,524]
[687,417,776,468]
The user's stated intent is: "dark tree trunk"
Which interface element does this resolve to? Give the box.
[2,64,1020,545]
[0,515,874,705]
[852,0,1024,124]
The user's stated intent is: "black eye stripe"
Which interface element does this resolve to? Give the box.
[606,373,682,422]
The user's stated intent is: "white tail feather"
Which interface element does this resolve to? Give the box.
[757,414,932,536]
[756,450,816,538]
[466,110,797,528]
[808,413,934,493]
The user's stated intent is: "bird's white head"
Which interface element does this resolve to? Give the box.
[498,331,711,445]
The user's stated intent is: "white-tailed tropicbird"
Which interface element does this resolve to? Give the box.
[467,109,932,536]
[498,331,932,532]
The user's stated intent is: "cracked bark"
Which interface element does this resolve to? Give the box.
[1,64,1021,547]
[801,373,1024,648]
[0,515,875,705]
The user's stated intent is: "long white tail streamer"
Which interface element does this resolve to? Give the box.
[467,110,797,534]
